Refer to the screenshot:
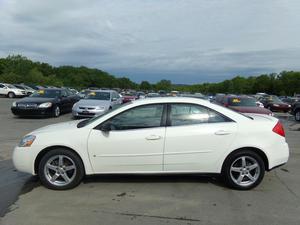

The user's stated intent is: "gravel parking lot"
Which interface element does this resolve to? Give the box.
[0,98,300,225]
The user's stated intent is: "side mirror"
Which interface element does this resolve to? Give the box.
[100,122,111,132]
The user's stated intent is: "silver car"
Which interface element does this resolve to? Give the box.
[72,90,122,118]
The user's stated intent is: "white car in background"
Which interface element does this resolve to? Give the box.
[0,83,27,98]
[13,97,289,190]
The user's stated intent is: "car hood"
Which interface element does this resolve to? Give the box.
[16,97,56,103]
[229,106,272,115]
[31,120,81,134]
[76,99,110,107]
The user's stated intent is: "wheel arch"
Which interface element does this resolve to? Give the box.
[34,145,86,175]
[221,147,269,172]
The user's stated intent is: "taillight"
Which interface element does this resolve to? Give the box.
[272,121,285,137]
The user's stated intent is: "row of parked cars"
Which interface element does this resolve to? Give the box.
[3,82,300,122]
[213,93,300,121]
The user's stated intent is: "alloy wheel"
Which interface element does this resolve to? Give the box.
[296,111,300,121]
[54,106,60,117]
[44,155,77,186]
[229,156,260,187]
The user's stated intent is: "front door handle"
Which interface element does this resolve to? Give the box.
[146,135,162,140]
[215,130,231,135]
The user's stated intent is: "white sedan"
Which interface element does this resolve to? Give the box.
[13,97,289,190]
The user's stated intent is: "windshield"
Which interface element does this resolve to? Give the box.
[85,91,110,100]
[77,102,132,128]
[228,97,257,107]
[30,89,61,98]
[267,96,283,104]
[7,84,16,88]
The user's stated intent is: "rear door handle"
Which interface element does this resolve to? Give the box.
[146,135,162,140]
[215,130,231,135]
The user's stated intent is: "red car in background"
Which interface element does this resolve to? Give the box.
[219,95,273,115]
[122,93,137,103]
[259,95,291,113]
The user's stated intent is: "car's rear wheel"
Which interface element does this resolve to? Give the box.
[38,149,84,190]
[295,110,300,121]
[222,150,265,190]
[53,105,60,117]
[8,92,15,98]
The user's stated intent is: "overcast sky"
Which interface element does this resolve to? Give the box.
[1,0,300,84]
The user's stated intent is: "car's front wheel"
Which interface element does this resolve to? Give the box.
[295,110,300,122]
[222,150,265,190]
[38,149,84,190]
[8,92,15,98]
[53,105,60,117]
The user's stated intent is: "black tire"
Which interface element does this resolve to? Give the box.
[38,148,85,190]
[221,150,265,190]
[295,110,300,122]
[53,105,60,117]
[7,92,15,98]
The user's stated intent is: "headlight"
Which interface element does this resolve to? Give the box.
[273,104,279,107]
[12,101,16,107]
[18,135,36,147]
[38,102,52,108]
[95,106,105,110]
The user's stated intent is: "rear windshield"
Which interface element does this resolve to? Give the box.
[228,97,257,107]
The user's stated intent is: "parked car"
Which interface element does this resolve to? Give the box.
[259,95,291,113]
[291,101,300,121]
[13,97,289,190]
[146,92,160,98]
[0,83,27,98]
[221,95,273,115]
[11,88,79,117]
[122,93,137,103]
[72,90,122,118]
[281,97,299,106]
[13,84,35,96]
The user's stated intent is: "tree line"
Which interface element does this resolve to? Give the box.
[0,55,300,96]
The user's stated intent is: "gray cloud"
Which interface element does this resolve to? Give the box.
[1,0,300,83]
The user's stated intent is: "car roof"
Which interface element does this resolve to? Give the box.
[84,97,251,129]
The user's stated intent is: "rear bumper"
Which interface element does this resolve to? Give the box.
[11,107,53,116]
[268,142,289,170]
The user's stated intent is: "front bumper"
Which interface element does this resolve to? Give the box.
[270,106,291,112]
[72,108,107,118]
[13,146,38,175]
[11,107,53,116]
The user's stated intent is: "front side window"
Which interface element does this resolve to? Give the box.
[170,104,229,126]
[104,104,164,130]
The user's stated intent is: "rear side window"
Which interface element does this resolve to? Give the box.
[170,104,230,126]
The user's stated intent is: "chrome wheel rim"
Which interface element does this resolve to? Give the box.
[296,112,300,121]
[55,107,60,117]
[230,156,260,187]
[44,155,76,186]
